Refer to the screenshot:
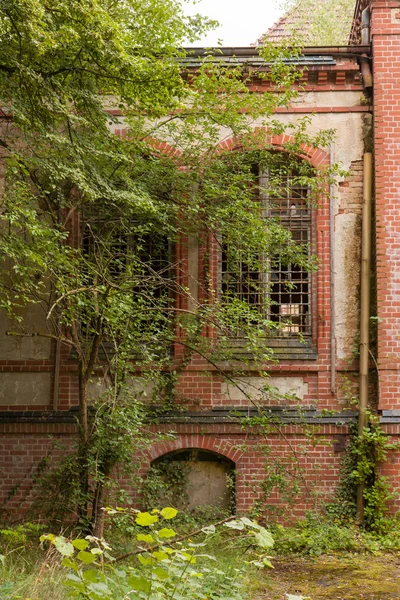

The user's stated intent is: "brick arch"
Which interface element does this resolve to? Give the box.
[217,129,330,169]
[148,436,245,465]
[113,128,182,159]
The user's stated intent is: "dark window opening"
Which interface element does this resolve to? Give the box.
[221,161,312,341]
[80,210,173,359]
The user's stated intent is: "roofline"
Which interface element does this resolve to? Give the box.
[183,45,371,59]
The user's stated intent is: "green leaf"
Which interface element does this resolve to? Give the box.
[152,551,169,561]
[40,534,55,543]
[136,512,159,526]
[127,576,151,592]
[182,552,196,564]
[254,529,274,550]
[54,536,74,556]
[82,569,100,583]
[160,507,178,520]
[114,569,127,578]
[64,573,85,592]
[72,539,89,550]
[138,554,154,566]
[64,573,81,583]
[153,567,169,580]
[77,550,97,564]
[263,557,274,569]
[61,557,79,571]
[87,581,111,596]
[157,528,176,539]
[137,533,155,543]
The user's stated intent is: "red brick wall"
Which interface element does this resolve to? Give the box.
[371,0,400,410]
[0,424,77,518]
[381,424,400,511]
[0,421,348,521]
[132,423,347,518]
[0,58,374,521]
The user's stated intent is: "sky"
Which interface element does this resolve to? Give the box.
[181,0,285,47]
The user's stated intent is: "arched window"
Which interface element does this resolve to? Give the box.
[221,158,313,342]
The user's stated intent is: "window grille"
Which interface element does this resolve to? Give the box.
[81,210,172,358]
[221,162,312,340]
[82,213,170,291]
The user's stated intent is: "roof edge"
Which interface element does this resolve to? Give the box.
[183,45,371,58]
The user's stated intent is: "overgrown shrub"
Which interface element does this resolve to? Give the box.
[39,508,274,599]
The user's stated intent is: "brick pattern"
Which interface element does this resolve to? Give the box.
[139,424,346,515]
[371,0,400,410]
[0,57,374,519]
[0,429,76,516]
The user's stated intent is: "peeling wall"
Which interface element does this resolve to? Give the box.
[0,306,51,360]
[253,99,367,368]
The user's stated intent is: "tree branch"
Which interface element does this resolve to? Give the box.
[115,515,236,562]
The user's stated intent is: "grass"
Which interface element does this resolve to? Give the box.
[2,516,400,599]
[0,546,66,599]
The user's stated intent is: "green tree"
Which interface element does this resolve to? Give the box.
[0,0,336,534]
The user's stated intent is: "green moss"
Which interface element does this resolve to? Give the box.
[254,555,400,599]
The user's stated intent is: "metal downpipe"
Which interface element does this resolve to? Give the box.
[356,152,373,523]
[330,144,336,394]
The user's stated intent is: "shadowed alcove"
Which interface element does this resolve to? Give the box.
[146,448,236,514]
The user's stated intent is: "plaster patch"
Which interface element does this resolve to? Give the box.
[334,213,361,360]
[0,307,51,360]
[0,372,51,405]
[87,376,155,401]
[222,376,308,403]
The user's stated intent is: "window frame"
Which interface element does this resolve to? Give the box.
[218,158,318,358]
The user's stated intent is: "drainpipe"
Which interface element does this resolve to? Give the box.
[356,152,373,523]
[330,144,336,394]
[359,56,373,90]
[359,7,373,90]
[361,7,371,45]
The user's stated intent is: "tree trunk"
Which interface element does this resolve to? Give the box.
[91,475,109,538]
[77,365,89,526]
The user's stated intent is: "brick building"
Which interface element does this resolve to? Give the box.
[1,0,400,520]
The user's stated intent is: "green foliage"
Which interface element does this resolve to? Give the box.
[0,0,343,531]
[272,514,362,556]
[142,462,190,510]
[325,421,358,523]
[0,522,67,600]
[325,413,400,533]
[271,510,400,557]
[0,523,45,550]
[40,508,274,599]
[351,413,400,533]
[240,410,316,518]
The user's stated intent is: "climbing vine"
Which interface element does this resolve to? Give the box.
[352,412,400,533]
[328,412,400,533]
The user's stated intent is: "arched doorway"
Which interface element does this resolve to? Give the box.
[145,448,235,514]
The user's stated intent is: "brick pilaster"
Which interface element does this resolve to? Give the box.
[371,0,400,409]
